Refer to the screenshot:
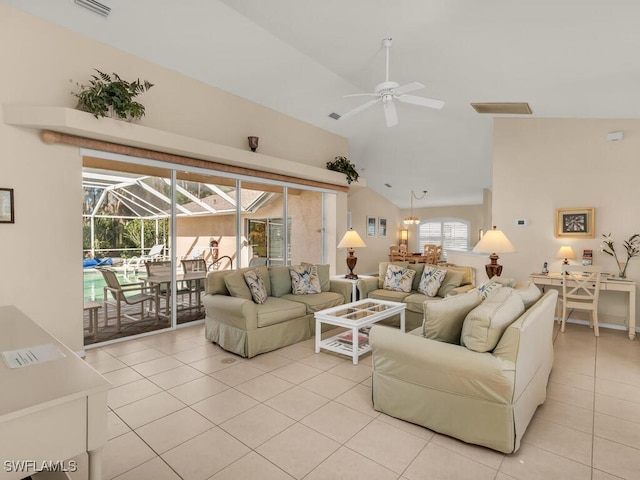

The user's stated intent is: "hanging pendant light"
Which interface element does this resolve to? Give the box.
[403,190,427,225]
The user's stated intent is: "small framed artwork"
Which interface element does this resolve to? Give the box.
[366,216,377,236]
[378,217,387,237]
[0,188,14,224]
[555,207,595,238]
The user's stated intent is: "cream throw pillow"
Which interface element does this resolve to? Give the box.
[243,269,268,304]
[382,264,415,293]
[418,266,447,297]
[460,287,525,352]
[477,279,502,300]
[289,264,321,295]
[423,289,482,343]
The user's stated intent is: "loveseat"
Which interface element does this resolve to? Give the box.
[370,282,556,453]
[357,262,476,331]
[203,264,350,358]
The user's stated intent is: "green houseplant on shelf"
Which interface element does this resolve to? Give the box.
[73,69,154,120]
[327,156,359,184]
[600,233,640,278]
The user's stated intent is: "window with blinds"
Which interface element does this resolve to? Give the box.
[418,219,470,256]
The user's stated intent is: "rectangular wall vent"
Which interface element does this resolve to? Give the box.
[74,0,111,17]
[471,102,532,115]
[328,112,341,120]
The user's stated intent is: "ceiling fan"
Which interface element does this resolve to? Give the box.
[339,38,445,127]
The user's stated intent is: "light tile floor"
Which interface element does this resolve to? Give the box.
[81,321,640,480]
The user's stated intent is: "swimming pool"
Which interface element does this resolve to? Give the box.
[83,269,143,302]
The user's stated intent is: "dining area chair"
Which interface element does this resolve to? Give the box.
[98,267,160,332]
[558,264,602,336]
[423,244,443,264]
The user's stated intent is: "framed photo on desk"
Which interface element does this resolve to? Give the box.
[556,207,594,238]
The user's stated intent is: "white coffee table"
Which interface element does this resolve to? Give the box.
[314,299,406,364]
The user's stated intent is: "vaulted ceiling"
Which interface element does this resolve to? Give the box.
[6,0,640,208]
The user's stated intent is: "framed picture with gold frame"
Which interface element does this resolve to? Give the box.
[555,207,594,238]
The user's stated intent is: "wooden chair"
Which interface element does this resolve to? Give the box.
[389,245,407,262]
[423,244,442,264]
[559,265,602,336]
[98,268,160,332]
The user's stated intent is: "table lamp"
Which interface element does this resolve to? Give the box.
[472,225,517,278]
[556,245,576,265]
[337,228,367,279]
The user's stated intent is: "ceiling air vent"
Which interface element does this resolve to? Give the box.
[328,112,341,120]
[471,102,532,115]
[74,0,111,17]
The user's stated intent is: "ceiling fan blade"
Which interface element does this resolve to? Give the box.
[343,93,380,98]
[397,94,445,109]
[383,99,399,127]
[339,98,381,120]
[392,81,424,96]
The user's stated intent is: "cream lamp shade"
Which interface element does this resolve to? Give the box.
[337,228,367,279]
[472,225,517,277]
[556,245,576,265]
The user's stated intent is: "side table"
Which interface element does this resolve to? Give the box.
[331,275,374,301]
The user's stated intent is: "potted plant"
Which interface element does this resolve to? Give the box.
[326,156,359,184]
[73,69,154,120]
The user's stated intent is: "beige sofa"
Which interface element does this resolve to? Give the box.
[370,285,557,454]
[357,262,476,331]
[203,264,350,358]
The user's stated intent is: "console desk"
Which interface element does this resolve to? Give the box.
[529,273,637,340]
[0,306,111,479]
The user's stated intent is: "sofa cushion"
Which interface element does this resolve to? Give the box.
[514,281,542,309]
[408,263,425,291]
[224,269,253,300]
[269,266,293,297]
[302,262,331,292]
[436,268,465,297]
[423,289,482,343]
[383,264,415,293]
[281,291,344,314]
[418,266,447,296]
[290,264,321,294]
[256,297,307,327]
[443,265,474,286]
[403,293,444,315]
[477,279,502,300]
[368,288,412,303]
[461,287,525,352]
[243,268,268,304]
[205,270,232,295]
[378,261,409,288]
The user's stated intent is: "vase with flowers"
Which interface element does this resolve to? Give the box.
[600,233,640,278]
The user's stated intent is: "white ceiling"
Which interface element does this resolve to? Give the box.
[6,0,640,208]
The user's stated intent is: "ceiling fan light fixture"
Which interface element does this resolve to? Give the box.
[471,102,532,115]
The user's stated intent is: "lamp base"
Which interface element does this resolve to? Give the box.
[345,249,358,280]
[485,253,502,278]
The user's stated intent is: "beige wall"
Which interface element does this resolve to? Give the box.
[493,118,640,327]
[345,187,402,275]
[0,4,347,351]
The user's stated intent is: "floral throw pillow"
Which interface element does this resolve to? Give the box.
[418,266,447,297]
[477,279,502,300]
[243,269,268,304]
[382,264,415,293]
[289,264,321,295]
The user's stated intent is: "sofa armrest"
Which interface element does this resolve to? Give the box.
[370,326,515,403]
[446,284,476,296]
[202,294,258,330]
[329,281,352,304]
[357,277,379,299]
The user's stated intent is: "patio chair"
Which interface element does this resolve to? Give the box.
[98,268,160,332]
[123,244,166,274]
[181,258,208,311]
[146,260,191,312]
